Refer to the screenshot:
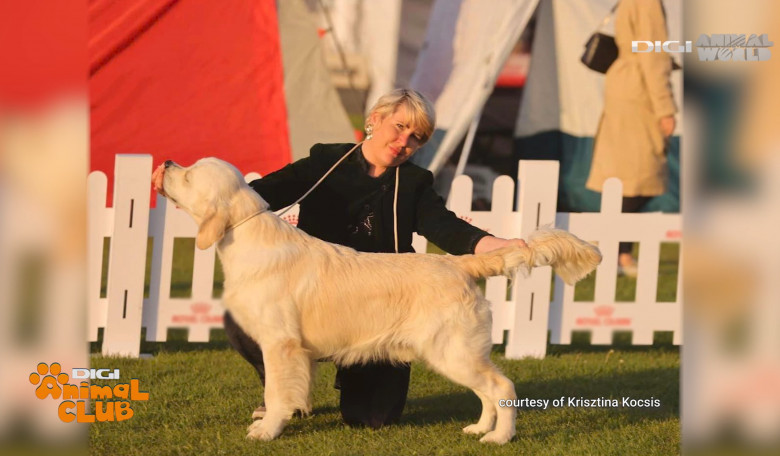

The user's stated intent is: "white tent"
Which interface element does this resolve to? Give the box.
[408,0,539,174]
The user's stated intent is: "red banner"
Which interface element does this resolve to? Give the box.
[89,0,291,205]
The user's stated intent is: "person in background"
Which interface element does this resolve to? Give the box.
[152,88,526,429]
[585,0,677,277]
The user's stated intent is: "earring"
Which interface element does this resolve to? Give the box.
[365,124,373,140]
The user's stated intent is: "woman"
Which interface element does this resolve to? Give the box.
[585,0,677,276]
[153,88,525,428]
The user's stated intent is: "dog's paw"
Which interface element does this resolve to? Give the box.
[463,423,492,435]
[479,430,515,444]
[246,419,281,441]
[294,408,313,419]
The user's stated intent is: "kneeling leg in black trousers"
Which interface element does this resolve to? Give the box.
[336,362,411,429]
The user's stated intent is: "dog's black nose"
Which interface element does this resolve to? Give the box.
[164,160,174,168]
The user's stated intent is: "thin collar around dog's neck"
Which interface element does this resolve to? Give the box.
[225,210,264,233]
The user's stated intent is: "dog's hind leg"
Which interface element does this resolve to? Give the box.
[473,368,516,444]
[422,337,517,444]
[462,390,497,435]
[247,338,311,441]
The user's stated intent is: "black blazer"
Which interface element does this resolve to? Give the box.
[249,143,489,254]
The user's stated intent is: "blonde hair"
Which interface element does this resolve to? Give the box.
[366,89,436,144]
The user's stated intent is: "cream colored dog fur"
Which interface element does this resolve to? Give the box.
[161,158,601,444]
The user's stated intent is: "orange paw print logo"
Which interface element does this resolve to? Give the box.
[29,363,69,400]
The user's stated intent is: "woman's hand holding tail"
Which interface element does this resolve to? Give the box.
[474,236,527,254]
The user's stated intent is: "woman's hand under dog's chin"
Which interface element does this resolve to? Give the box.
[152,163,167,197]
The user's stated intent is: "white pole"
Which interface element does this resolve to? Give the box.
[454,108,483,178]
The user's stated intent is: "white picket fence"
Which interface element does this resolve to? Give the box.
[88,155,681,358]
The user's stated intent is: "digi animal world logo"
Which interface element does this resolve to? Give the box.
[29,362,149,423]
[632,34,773,61]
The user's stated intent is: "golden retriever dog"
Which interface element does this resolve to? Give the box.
[160,157,601,444]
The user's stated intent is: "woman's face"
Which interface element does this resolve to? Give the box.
[364,104,425,170]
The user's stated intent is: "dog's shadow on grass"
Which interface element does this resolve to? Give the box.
[401,366,678,432]
[402,390,480,425]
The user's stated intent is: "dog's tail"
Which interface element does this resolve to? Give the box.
[452,227,602,285]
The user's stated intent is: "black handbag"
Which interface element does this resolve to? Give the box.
[581,4,619,73]
[581,32,618,73]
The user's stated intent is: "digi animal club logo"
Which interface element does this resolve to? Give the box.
[29,362,149,423]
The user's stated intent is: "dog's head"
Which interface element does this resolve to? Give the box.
[162,158,267,250]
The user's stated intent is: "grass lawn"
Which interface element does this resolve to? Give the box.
[90,334,678,456]
[90,240,680,455]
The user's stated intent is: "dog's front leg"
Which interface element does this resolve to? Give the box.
[246,338,311,441]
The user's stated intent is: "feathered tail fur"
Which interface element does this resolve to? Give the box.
[452,227,602,285]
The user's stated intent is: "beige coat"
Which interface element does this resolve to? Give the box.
[586,0,677,197]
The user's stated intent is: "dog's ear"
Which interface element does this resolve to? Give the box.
[196,205,228,250]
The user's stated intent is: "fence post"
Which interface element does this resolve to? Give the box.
[87,171,110,341]
[505,160,559,359]
[102,155,152,357]
[590,178,623,344]
[143,193,171,342]
[484,175,517,344]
